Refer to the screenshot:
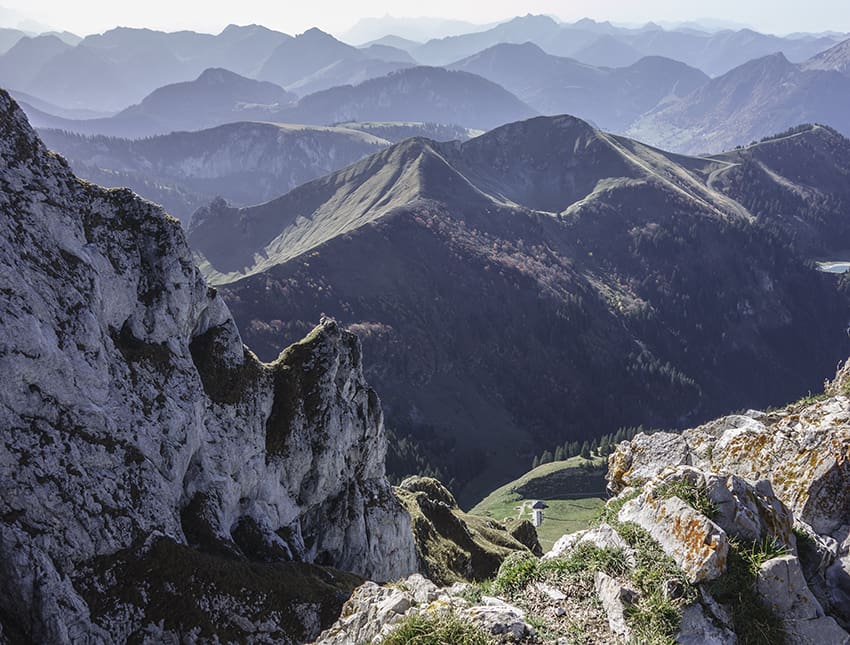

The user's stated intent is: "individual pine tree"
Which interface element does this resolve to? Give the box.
[554,445,565,462]
[531,455,540,470]
[580,441,591,460]
[541,450,554,464]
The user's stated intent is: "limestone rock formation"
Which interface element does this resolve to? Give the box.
[607,376,850,637]
[313,574,532,645]
[0,89,416,643]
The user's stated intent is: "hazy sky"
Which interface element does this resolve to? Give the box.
[3,0,849,37]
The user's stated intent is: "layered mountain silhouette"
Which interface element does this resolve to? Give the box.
[412,14,841,75]
[0,25,292,111]
[39,121,389,221]
[17,68,296,138]
[801,36,850,75]
[107,68,296,136]
[449,43,708,131]
[189,114,850,504]
[257,27,411,95]
[17,66,534,137]
[0,27,28,53]
[273,67,537,130]
[629,44,850,154]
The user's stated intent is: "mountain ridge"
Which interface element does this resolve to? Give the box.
[628,48,850,153]
[190,113,850,503]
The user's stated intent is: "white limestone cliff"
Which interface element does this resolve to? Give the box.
[0,90,416,643]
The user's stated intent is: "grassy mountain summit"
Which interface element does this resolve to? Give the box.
[190,113,850,505]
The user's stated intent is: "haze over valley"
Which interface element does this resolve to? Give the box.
[3,3,850,644]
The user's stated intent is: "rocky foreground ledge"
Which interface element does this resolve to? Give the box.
[314,367,850,644]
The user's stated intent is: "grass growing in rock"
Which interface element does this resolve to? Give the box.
[379,613,491,645]
[493,543,629,596]
[616,522,697,644]
[652,479,718,520]
[489,544,634,643]
[705,538,787,645]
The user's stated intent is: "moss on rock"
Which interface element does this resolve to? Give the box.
[396,476,533,585]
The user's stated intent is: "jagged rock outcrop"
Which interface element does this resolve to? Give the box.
[607,372,850,638]
[395,476,537,585]
[313,574,532,645]
[0,90,416,643]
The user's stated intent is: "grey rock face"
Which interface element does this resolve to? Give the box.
[0,90,416,642]
[594,571,637,638]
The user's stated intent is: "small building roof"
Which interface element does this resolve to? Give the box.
[532,501,549,510]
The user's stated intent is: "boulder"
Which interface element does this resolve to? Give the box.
[758,555,850,644]
[619,493,729,583]
[607,431,690,493]
[676,601,736,645]
[651,466,795,549]
[461,597,531,640]
[313,575,532,644]
[608,409,850,537]
[757,555,824,620]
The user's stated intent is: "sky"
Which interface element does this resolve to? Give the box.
[2,0,848,37]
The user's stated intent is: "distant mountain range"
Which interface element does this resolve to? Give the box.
[410,14,843,75]
[0,15,844,117]
[0,25,292,110]
[188,114,850,504]
[16,67,296,137]
[38,121,390,221]
[628,40,850,154]
[256,27,411,95]
[273,67,537,131]
[341,16,490,44]
[19,66,536,137]
[449,42,708,131]
[38,119,481,221]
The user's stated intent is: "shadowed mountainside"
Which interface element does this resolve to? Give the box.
[189,115,850,504]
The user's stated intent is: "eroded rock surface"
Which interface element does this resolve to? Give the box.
[608,385,850,637]
[0,90,416,643]
[313,575,532,645]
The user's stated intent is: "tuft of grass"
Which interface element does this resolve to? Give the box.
[737,537,789,576]
[704,538,787,645]
[454,579,494,604]
[493,552,540,595]
[625,593,681,645]
[494,542,631,596]
[379,612,491,645]
[653,479,718,520]
[596,489,640,526]
[539,542,629,578]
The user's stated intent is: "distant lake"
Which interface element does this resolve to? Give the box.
[816,260,850,274]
